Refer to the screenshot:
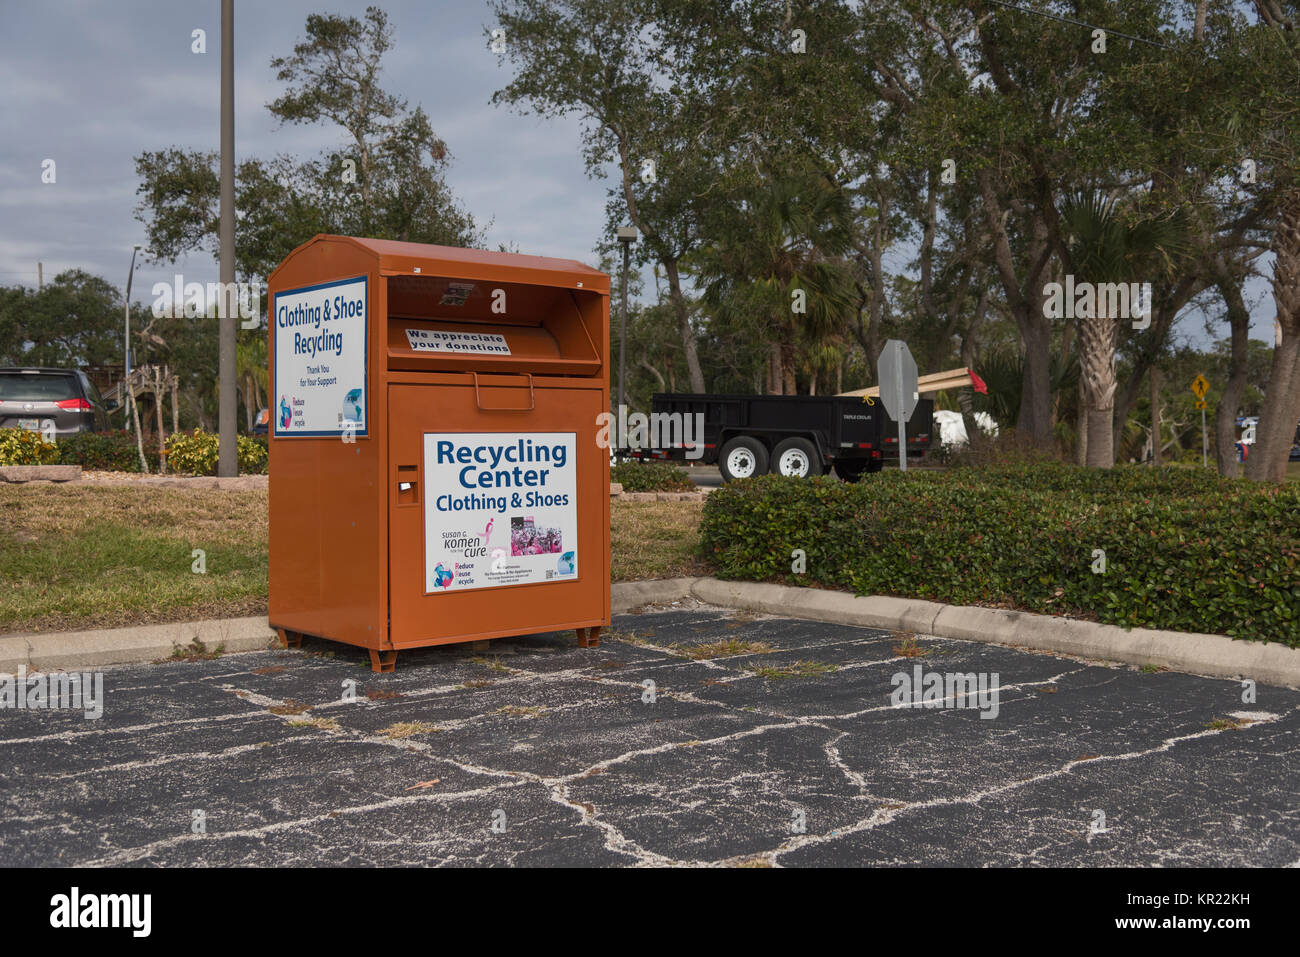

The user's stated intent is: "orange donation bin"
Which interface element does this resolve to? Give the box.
[267,235,611,672]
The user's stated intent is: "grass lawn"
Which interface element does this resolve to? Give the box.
[0,486,706,635]
[0,485,269,634]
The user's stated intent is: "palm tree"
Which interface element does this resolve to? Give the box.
[1059,193,1187,468]
[696,168,858,394]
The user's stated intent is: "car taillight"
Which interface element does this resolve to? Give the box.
[54,398,93,411]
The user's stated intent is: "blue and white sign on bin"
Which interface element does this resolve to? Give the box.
[273,275,368,437]
[422,432,578,594]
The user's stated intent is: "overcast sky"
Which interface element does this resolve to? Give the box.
[0,0,1279,353]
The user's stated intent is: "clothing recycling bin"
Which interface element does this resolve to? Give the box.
[267,235,610,672]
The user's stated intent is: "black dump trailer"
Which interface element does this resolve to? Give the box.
[631,393,934,481]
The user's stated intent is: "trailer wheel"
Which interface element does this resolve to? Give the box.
[719,436,768,481]
[772,437,822,478]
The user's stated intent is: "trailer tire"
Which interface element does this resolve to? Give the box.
[772,437,822,477]
[719,436,769,482]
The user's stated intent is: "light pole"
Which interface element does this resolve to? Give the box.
[218,0,236,476]
[124,243,142,428]
[616,226,637,449]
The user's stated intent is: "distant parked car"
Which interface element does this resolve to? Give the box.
[0,367,110,438]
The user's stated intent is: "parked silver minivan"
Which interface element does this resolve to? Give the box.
[0,367,111,437]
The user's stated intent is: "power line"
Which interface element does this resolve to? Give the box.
[985,0,1171,51]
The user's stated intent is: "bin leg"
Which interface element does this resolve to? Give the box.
[369,650,397,673]
[277,628,303,649]
[577,626,601,648]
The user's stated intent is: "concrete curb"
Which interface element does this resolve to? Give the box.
[0,617,276,674]
[611,578,706,615]
[611,578,1300,689]
[3,581,1295,687]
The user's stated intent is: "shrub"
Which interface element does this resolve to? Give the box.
[699,465,1300,646]
[240,435,268,474]
[165,429,219,475]
[611,460,695,492]
[56,430,159,472]
[165,429,268,476]
[0,427,60,466]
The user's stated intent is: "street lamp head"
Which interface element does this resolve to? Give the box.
[616,226,637,245]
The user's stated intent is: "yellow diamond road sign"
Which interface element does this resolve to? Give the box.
[1191,374,1209,399]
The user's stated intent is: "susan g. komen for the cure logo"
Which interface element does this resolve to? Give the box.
[50,887,151,937]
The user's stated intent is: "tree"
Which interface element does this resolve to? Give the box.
[489,0,714,392]
[1058,193,1188,467]
[0,271,122,368]
[695,165,858,394]
[1243,1,1300,481]
[136,7,479,286]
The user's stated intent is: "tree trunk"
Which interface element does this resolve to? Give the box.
[155,367,167,472]
[1017,313,1054,446]
[1246,195,1300,482]
[1079,310,1119,468]
[1246,334,1300,482]
[129,385,149,474]
[660,258,705,393]
[780,338,797,395]
[1086,397,1113,468]
[976,168,1054,446]
[768,342,782,395]
[1150,366,1161,466]
[1215,271,1252,476]
[1076,401,1088,466]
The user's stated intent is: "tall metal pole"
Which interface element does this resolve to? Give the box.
[619,239,629,417]
[615,226,636,463]
[218,0,237,476]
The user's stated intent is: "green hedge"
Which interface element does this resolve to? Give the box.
[56,430,160,472]
[699,464,1300,645]
[612,461,695,492]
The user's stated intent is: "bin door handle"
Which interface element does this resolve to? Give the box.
[472,372,535,412]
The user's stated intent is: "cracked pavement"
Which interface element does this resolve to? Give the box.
[2,604,1297,867]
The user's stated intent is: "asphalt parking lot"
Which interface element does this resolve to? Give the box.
[2,604,1297,867]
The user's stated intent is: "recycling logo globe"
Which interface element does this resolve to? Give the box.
[342,388,364,424]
